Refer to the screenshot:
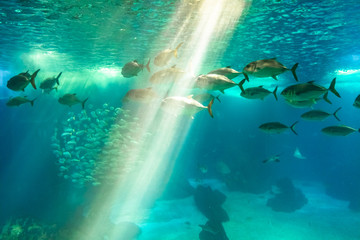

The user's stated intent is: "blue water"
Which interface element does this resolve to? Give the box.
[1,0,360,239]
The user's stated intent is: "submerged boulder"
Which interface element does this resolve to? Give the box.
[266,178,308,213]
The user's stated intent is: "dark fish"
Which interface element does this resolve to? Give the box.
[301,107,341,121]
[7,69,40,91]
[154,42,183,67]
[58,94,88,109]
[121,59,150,78]
[208,66,242,79]
[321,125,359,136]
[40,72,62,92]
[243,58,298,82]
[6,96,36,107]
[280,78,340,104]
[195,74,241,94]
[239,79,277,100]
[353,94,360,108]
[259,121,298,135]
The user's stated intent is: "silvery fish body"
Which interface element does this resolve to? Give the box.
[259,121,298,135]
[150,66,188,85]
[7,69,40,91]
[353,94,360,108]
[121,60,150,78]
[208,66,242,79]
[6,96,36,107]
[154,42,183,67]
[195,74,239,93]
[321,125,359,136]
[58,93,88,109]
[301,108,341,121]
[122,87,158,103]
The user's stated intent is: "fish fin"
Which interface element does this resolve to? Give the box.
[239,79,246,93]
[220,89,225,94]
[30,98,37,107]
[22,89,25,92]
[226,66,231,68]
[30,69,40,90]
[215,94,221,103]
[56,72,62,85]
[145,58,151,73]
[82,97,89,109]
[291,63,299,82]
[187,95,194,99]
[307,80,315,84]
[329,78,341,98]
[54,86,58,92]
[243,73,249,82]
[333,107,341,121]
[290,121,298,135]
[272,75,278,80]
[207,98,214,118]
[273,86,278,101]
[323,92,332,104]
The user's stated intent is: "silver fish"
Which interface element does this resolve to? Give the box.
[301,107,341,121]
[121,59,150,78]
[321,125,359,136]
[149,65,188,85]
[353,94,360,108]
[122,87,158,103]
[243,58,298,81]
[208,66,242,79]
[40,72,61,92]
[239,79,277,100]
[154,42,183,67]
[285,98,320,108]
[259,121,298,135]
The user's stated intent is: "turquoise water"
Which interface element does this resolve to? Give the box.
[1,0,360,239]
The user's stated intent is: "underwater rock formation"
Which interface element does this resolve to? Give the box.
[266,178,308,213]
[194,185,229,222]
[51,104,150,187]
[199,220,229,240]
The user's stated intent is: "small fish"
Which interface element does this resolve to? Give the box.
[207,66,242,79]
[353,94,360,108]
[63,151,72,158]
[58,94,88,109]
[285,98,320,108]
[7,69,40,91]
[301,107,341,121]
[321,125,359,136]
[154,42,183,67]
[194,74,241,93]
[6,96,36,107]
[121,59,151,78]
[239,79,277,100]
[243,58,298,81]
[259,121,298,135]
[293,147,306,159]
[149,65,189,85]
[263,154,280,163]
[161,95,214,118]
[281,78,340,104]
[40,72,62,92]
[122,87,159,103]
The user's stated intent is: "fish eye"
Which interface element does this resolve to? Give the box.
[246,64,250,68]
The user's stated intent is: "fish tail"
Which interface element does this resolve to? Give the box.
[215,94,221,103]
[54,86,58,92]
[328,78,341,98]
[207,98,214,118]
[239,79,246,93]
[333,107,342,121]
[30,98,37,106]
[174,42,184,58]
[273,86,278,101]
[243,72,249,82]
[30,69,40,90]
[82,97,89,109]
[290,121,298,135]
[56,72,62,85]
[145,58,151,73]
[291,63,299,82]
[323,92,332,104]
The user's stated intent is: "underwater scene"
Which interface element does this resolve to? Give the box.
[1,0,360,239]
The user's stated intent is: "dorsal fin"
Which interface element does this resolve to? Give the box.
[187,95,193,99]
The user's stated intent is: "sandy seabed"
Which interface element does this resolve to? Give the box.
[138,181,360,240]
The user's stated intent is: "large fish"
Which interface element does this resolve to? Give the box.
[7,69,40,91]
[122,87,158,103]
[321,125,359,136]
[149,65,188,85]
[259,121,298,135]
[154,42,183,67]
[207,66,242,79]
[280,78,340,104]
[193,93,221,104]
[243,58,298,81]
[353,94,360,108]
[6,96,36,107]
[40,72,62,93]
[161,95,214,118]
[301,107,341,121]
[239,79,277,100]
[121,59,150,78]
[194,74,240,93]
[285,98,320,108]
[58,94,88,109]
